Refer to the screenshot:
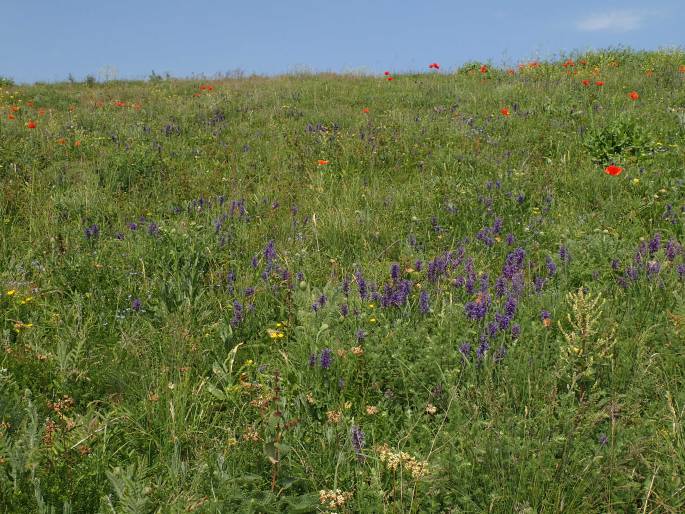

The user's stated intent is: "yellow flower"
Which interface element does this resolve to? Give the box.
[20,296,33,304]
[632,178,640,185]
[6,290,16,296]
[369,317,377,323]
[267,329,284,339]
[368,303,375,309]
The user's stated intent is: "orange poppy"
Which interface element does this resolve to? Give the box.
[317,160,330,166]
[679,65,685,73]
[604,164,623,176]
[74,140,81,147]
[56,138,66,145]
[26,120,37,129]
[362,107,369,114]
[628,91,639,100]
[11,106,20,112]
[8,114,15,120]
[500,108,510,116]
[480,64,488,74]
[595,81,604,86]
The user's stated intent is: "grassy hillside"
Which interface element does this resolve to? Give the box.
[1,49,685,512]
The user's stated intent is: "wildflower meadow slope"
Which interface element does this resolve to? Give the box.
[1,49,685,512]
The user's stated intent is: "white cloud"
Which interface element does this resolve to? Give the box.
[577,10,646,32]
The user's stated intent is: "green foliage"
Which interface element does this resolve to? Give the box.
[583,116,656,164]
[1,49,684,512]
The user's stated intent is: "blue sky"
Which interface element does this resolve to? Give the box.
[2,0,683,83]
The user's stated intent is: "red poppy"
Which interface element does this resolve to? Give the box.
[500,108,510,117]
[579,59,588,65]
[74,140,81,147]
[115,101,126,107]
[26,101,34,107]
[562,58,575,68]
[8,114,15,120]
[56,138,66,145]
[528,61,540,69]
[317,160,330,166]
[680,65,685,73]
[10,106,20,112]
[362,107,369,114]
[604,164,623,176]
[581,79,590,87]
[480,64,488,74]
[384,71,390,76]
[429,62,440,70]
[628,91,639,101]
[595,81,604,86]
[506,69,515,76]
[387,76,394,81]
[193,92,201,97]
[38,109,46,116]
[26,120,36,129]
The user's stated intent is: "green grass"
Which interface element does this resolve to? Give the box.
[1,48,685,513]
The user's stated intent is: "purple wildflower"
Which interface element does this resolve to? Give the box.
[251,255,259,269]
[414,260,423,272]
[84,224,100,239]
[350,426,365,462]
[264,240,276,264]
[541,310,550,321]
[147,223,159,237]
[320,348,333,370]
[308,354,317,367]
[646,261,661,277]
[355,271,368,300]
[244,287,255,297]
[340,303,349,317]
[355,329,366,342]
[676,264,685,279]
[494,346,507,363]
[559,245,570,264]
[390,263,400,282]
[128,222,138,231]
[534,276,545,293]
[598,433,608,446]
[506,233,516,245]
[476,340,489,360]
[546,256,557,276]
[665,240,680,261]
[230,300,243,327]
[459,342,472,359]
[131,298,142,312]
[611,259,621,271]
[419,290,430,314]
[342,277,350,297]
[492,217,503,234]
[649,233,661,255]
[511,324,521,339]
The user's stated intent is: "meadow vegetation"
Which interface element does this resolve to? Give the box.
[1,48,685,512]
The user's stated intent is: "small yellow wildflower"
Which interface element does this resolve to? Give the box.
[369,317,377,323]
[6,290,16,296]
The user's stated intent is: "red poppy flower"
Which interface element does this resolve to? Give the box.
[362,107,369,114]
[8,114,15,120]
[26,101,34,107]
[604,164,623,176]
[74,140,81,147]
[528,61,540,69]
[11,106,20,112]
[680,65,685,73]
[26,120,36,129]
[193,92,201,97]
[387,76,394,81]
[38,109,46,116]
[480,64,488,74]
[562,58,575,68]
[384,71,390,76]
[500,108,510,117]
[595,81,604,86]
[429,62,440,70]
[115,101,126,107]
[317,160,330,166]
[628,91,639,101]
[581,79,590,87]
